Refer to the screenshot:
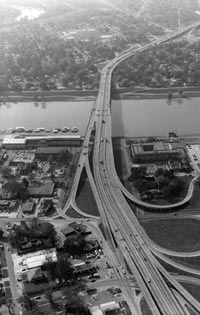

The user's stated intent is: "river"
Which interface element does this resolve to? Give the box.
[0,101,93,136]
[111,97,200,137]
[1,97,200,138]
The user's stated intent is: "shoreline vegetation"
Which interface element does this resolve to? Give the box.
[0,86,200,102]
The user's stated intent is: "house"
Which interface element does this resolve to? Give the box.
[168,160,182,172]
[21,200,35,215]
[61,226,77,237]
[72,261,96,274]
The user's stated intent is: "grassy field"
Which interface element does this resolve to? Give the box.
[184,183,200,210]
[113,144,133,193]
[180,282,200,302]
[140,297,153,315]
[67,207,88,218]
[166,255,200,270]
[142,219,200,252]
[76,170,99,217]
[156,256,200,279]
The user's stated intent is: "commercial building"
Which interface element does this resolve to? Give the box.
[2,137,26,149]
[72,261,95,274]
[61,226,77,237]
[131,142,180,163]
[2,135,82,149]
[35,146,67,160]
[28,182,55,198]
[100,302,120,313]
[26,135,82,147]
[22,249,57,269]
[90,306,103,315]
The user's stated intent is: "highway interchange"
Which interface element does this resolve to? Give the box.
[58,21,200,315]
[2,21,200,315]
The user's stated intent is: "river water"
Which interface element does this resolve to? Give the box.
[111,97,200,137]
[0,101,94,136]
[1,97,200,138]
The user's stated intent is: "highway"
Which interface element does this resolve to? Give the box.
[59,22,200,315]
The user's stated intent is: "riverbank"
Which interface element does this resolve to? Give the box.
[1,85,200,102]
[112,86,200,100]
[0,90,98,103]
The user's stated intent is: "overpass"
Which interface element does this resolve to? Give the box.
[61,22,200,315]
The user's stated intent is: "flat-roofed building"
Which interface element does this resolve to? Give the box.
[26,135,82,147]
[2,135,82,149]
[61,226,77,237]
[131,142,180,163]
[2,137,26,149]
[28,182,55,198]
[72,261,95,274]
[90,306,103,315]
[35,146,67,160]
[23,249,57,269]
[100,302,119,312]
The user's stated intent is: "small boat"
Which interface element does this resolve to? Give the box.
[71,126,79,132]
[15,126,25,132]
[62,127,70,132]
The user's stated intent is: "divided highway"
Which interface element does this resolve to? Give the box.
[61,22,200,315]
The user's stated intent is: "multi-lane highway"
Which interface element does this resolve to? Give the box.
[61,22,200,315]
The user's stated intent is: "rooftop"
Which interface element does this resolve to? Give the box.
[21,200,35,213]
[36,146,66,155]
[28,182,55,197]
[24,249,57,269]
[61,226,76,236]
[132,142,177,155]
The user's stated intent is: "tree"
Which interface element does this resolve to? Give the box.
[57,149,72,165]
[63,234,86,256]
[3,180,29,200]
[65,301,91,315]
[18,293,38,311]
[55,255,74,283]
[2,166,12,178]
[129,166,147,181]
[155,175,169,189]
[39,80,49,90]
[22,177,29,190]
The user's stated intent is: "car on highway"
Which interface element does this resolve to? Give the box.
[33,296,41,300]
[17,277,22,282]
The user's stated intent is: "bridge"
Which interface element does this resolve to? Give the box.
[60,22,200,315]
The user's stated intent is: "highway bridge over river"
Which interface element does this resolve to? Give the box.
[60,22,200,315]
